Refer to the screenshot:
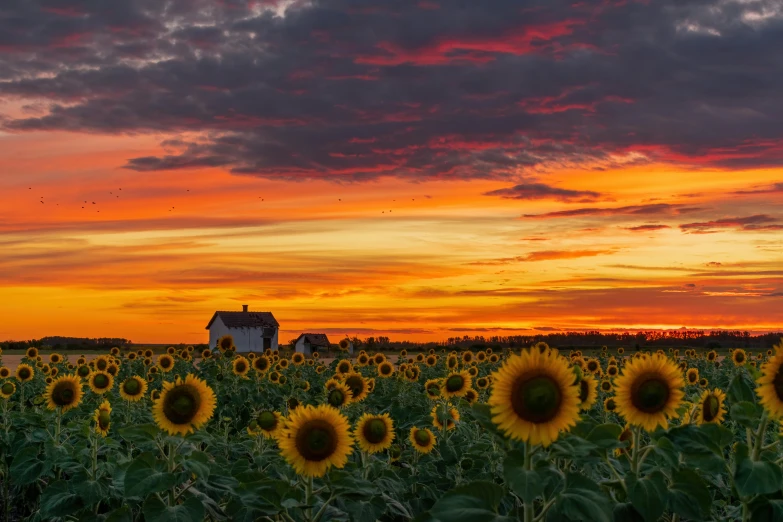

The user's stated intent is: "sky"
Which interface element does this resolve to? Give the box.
[0,0,782,343]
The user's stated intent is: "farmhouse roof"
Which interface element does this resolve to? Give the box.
[205,311,279,330]
[295,333,331,347]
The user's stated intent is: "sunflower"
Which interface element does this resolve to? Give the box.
[409,427,436,454]
[696,388,727,425]
[88,371,115,394]
[467,366,479,377]
[110,347,120,356]
[756,348,783,418]
[388,444,401,462]
[94,400,112,437]
[249,410,284,438]
[488,348,580,446]
[377,361,395,378]
[76,357,86,365]
[356,354,370,366]
[445,355,459,370]
[372,353,385,366]
[489,354,500,364]
[120,376,148,401]
[425,379,442,400]
[152,374,216,435]
[49,353,63,364]
[475,376,489,390]
[578,375,597,411]
[462,351,474,364]
[107,363,119,376]
[326,382,353,408]
[616,425,633,456]
[278,375,288,385]
[399,349,408,358]
[732,349,747,366]
[76,365,91,379]
[416,354,425,363]
[0,381,16,399]
[94,356,110,372]
[232,356,250,377]
[253,355,270,374]
[366,378,376,393]
[431,405,460,431]
[600,380,613,393]
[157,354,175,373]
[278,405,353,478]
[404,366,421,382]
[441,370,472,399]
[424,355,437,367]
[44,374,82,412]
[604,397,617,412]
[269,371,280,383]
[686,368,699,385]
[614,353,685,431]
[707,351,717,361]
[127,352,137,361]
[464,389,479,404]
[335,360,353,376]
[355,413,395,453]
[343,372,369,403]
[25,347,38,359]
[585,359,601,375]
[476,351,487,363]
[607,365,619,377]
[217,335,235,353]
[324,378,341,391]
[0,367,10,379]
[618,347,625,354]
[16,364,34,383]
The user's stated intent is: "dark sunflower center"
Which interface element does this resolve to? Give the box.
[19,368,31,379]
[255,358,268,371]
[339,363,350,373]
[52,382,76,406]
[236,362,247,372]
[78,366,89,377]
[773,369,783,401]
[295,420,338,461]
[161,358,171,368]
[381,364,391,375]
[328,389,345,406]
[606,398,616,410]
[579,380,590,402]
[702,395,720,422]
[362,418,388,444]
[258,411,277,430]
[426,384,439,395]
[414,429,431,446]
[1,383,14,394]
[445,375,464,392]
[631,377,670,413]
[736,352,745,362]
[588,362,598,371]
[345,376,364,396]
[98,411,111,429]
[162,385,201,424]
[511,374,562,423]
[123,379,140,395]
[97,361,107,370]
[93,374,109,388]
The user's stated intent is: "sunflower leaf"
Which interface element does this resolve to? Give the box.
[142,495,205,522]
[503,450,543,504]
[124,452,181,498]
[728,373,757,404]
[549,473,612,522]
[626,471,668,522]
[668,468,713,520]
[39,480,83,518]
[734,445,783,497]
[730,401,763,428]
[430,481,504,522]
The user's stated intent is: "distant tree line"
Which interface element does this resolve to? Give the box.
[1,337,131,351]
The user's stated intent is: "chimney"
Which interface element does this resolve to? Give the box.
[242,304,248,312]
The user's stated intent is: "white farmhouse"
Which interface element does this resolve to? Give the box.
[294,333,331,356]
[206,305,279,352]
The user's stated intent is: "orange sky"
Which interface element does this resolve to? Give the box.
[1,130,781,343]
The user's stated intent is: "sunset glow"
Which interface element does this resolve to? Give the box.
[1,0,781,343]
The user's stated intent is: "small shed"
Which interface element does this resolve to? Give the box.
[205,305,279,352]
[294,333,331,356]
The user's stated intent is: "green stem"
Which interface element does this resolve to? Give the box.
[311,495,336,522]
[167,441,177,506]
[752,411,770,461]
[304,475,314,521]
[523,442,535,522]
[533,497,557,522]
[630,426,642,476]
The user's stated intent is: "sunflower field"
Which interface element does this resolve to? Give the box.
[2,339,783,521]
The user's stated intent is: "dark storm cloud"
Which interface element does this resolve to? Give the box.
[679,215,783,233]
[2,0,783,180]
[483,182,602,202]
